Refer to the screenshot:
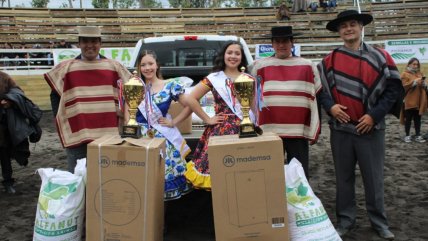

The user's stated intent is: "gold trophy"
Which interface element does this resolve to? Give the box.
[233,67,258,138]
[121,72,145,138]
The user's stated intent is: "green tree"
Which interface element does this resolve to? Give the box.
[31,0,49,8]
[92,0,109,8]
[67,0,74,8]
[136,0,162,8]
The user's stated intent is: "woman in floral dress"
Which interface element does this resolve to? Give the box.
[135,50,192,200]
[184,41,254,190]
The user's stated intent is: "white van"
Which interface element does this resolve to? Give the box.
[129,35,254,85]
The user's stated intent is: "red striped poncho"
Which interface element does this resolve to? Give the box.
[44,58,132,147]
[251,56,322,141]
[317,43,402,124]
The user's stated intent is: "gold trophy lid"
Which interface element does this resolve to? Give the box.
[125,71,144,86]
[234,68,255,83]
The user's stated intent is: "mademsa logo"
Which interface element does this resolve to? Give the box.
[99,156,145,168]
[99,156,110,168]
[223,155,235,167]
[223,154,273,168]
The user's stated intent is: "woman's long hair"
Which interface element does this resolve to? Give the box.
[406,57,421,74]
[0,71,17,95]
[407,57,420,69]
[136,50,163,83]
[212,41,248,73]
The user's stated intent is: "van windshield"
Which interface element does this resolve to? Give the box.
[140,40,228,67]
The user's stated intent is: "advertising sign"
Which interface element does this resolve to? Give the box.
[385,39,428,64]
[53,47,134,67]
[255,44,301,60]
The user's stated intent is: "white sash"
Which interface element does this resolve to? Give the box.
[138,102,190,159]
[207,71,256,122]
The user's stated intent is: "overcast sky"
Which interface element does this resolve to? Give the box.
[11,0,170,8]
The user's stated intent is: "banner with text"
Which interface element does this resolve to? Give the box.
[53,47,134,67]
[385,39,428,64]
[255,44,301,59]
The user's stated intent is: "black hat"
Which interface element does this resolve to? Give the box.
[326,10,373,32]
[265,26,301,38]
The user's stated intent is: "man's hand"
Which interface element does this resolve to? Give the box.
[356,114,374,134]
[330,104,350,123]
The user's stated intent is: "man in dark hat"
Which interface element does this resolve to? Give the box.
[250,26,321,178]
[45,26,132,173]
[317,10,403,240]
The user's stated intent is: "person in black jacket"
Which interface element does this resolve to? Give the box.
[0,71,42,194]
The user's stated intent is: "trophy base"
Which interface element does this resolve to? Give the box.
[121,125,142,139]
[239,125,258,138]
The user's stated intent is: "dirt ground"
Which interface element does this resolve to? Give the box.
[0,111,427,241]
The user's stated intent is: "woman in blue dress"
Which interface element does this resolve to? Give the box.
[135,50,192,201]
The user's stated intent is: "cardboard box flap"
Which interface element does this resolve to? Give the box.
[89,135,165,148]
[90,134,124,145]
[125,137,165,149]
[209,132,281,146]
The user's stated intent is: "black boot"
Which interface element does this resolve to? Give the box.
[2,179,16,194]
[3,183,16,194]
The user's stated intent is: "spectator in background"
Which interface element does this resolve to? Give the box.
[47,41,55,65]
[400,57,427,143]
[55,39,72,49]
[16,43,28,66]
[30,44,43,66]
[309,1,319,12]
[320,0,337,12]
[276,1,291,20]
[44,26,132,173]
[292,0,308,12]
[0,71,43,194]
[1,43,17,68]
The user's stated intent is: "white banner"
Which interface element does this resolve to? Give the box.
[385,39,428,64]
[255,44,300,60]
[53,47,134,67]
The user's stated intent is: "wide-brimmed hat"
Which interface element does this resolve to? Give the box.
[326,10,373,32]
[76,26,102,38]
[264,26,301,38]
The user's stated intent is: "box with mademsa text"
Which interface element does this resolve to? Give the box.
[86,135,165,241]
[208,132,289,241]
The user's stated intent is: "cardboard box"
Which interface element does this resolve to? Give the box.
[168,101,192,134]
[86,135,165,241]
[208,132,289,241]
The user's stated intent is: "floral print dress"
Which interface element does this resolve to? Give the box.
[185,77,240,190]
[136,78,191,200]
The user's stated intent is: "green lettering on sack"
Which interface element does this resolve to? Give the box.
[35,225,77,236]
[58,220,65,229]
[296,213,328,227]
